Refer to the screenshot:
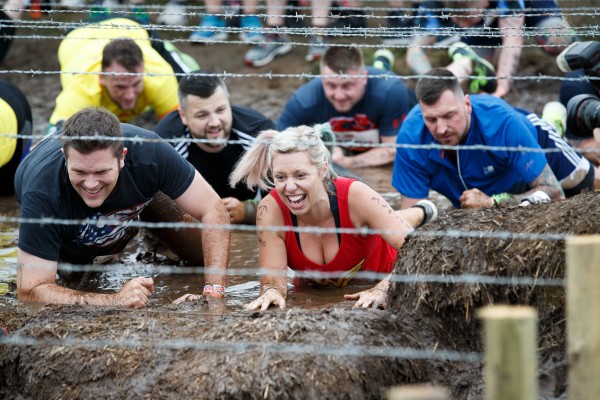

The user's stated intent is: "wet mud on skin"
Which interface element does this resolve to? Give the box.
[0,6,597,398]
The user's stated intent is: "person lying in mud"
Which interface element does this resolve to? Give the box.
[47,17,199,135]
[392,68,595,210]
[229,123,437,310]
[15,107,230,308]
[154,71,276,225]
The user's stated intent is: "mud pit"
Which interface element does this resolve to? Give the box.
[1,6,598,399]
[4,191,600,399]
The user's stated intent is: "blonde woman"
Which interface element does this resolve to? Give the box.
[230,124,437,310]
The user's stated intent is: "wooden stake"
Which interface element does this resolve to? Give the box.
[386,385,449,400]
[478,305,538,400]
[566,235,600,400]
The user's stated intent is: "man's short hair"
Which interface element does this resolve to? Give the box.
[101,38,144,72]
[178,70,229,110]
[416,68,464,105]
[61,107,124,158]
[321,46,365,74]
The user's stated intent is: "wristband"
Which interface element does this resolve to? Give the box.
[491,192,513,207]
[203,284,225,298]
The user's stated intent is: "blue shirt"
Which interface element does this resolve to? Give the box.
[277,67,411,150]
[392,95,550,208]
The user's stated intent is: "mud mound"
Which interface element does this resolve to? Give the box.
[386,190,600,398]
[0,305,429,400]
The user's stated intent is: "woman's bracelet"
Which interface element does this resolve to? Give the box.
[203,284,225,297]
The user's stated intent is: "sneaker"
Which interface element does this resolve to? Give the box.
[239,15,264,43]
[542,101,567,137]
[449,41,497,94]
[164,40,200,73]
[189,15,228,43]
[157,1,187,26]
[382,10,415,45]
[244,33,292,67]
[372,48,395,72]
[305,35,328,62]
[412,200,438,228]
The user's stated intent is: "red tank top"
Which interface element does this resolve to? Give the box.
[270,177,397,287]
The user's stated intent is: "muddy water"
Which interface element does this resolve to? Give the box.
[0,167,398,311]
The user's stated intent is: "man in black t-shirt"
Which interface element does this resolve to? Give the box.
[15,108,231,308]
[154,71,275,225]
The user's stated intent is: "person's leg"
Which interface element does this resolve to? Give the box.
[306,0,332,62]
[527,0,575,56]
[244,0,293,67]
[190,0,229,42]
[140,191,205,265]
[240,0,264,42]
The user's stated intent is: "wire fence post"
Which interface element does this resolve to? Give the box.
[567,235,600,400]
[386,385,449,400]
[478,305,538,400]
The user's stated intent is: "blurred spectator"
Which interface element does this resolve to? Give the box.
[277,46,414,168]
[406,0,575,98]
[1,0,24,64]
[244,0,333,67]
[0,80,32,196]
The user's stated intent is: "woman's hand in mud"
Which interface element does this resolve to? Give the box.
[344,286,387,309]
[116,277,154,308]
[245,287,286,311]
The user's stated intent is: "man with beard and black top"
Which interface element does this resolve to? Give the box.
[154,71,276,224]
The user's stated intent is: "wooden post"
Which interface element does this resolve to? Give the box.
[566,235,600,400]
[478,305,538,400]
[386,385,449,400]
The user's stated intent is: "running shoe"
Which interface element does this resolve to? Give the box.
[189,15,228,43]
[542,101,567,137]
[244,33,292,67]
[372,48,395,72]
[305,35,327,62]
[449,41,497,94]
[157,0,187,25]
[240,15,264,43]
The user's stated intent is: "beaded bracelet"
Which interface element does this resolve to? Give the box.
[203,284,225,297]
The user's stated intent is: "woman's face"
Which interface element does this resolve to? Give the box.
[272,151,326,216]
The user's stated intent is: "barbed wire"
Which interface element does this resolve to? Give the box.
[3,132,600,157]
[0,214,573,242]
[5,261,565,288]
[2,68,599,85]
[0,334,482,363]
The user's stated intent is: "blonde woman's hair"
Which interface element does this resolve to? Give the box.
[229,123,338,192]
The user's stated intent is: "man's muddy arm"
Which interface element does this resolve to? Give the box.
[17,249,153,308]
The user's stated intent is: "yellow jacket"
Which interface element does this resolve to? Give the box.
[49,18,178,124]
